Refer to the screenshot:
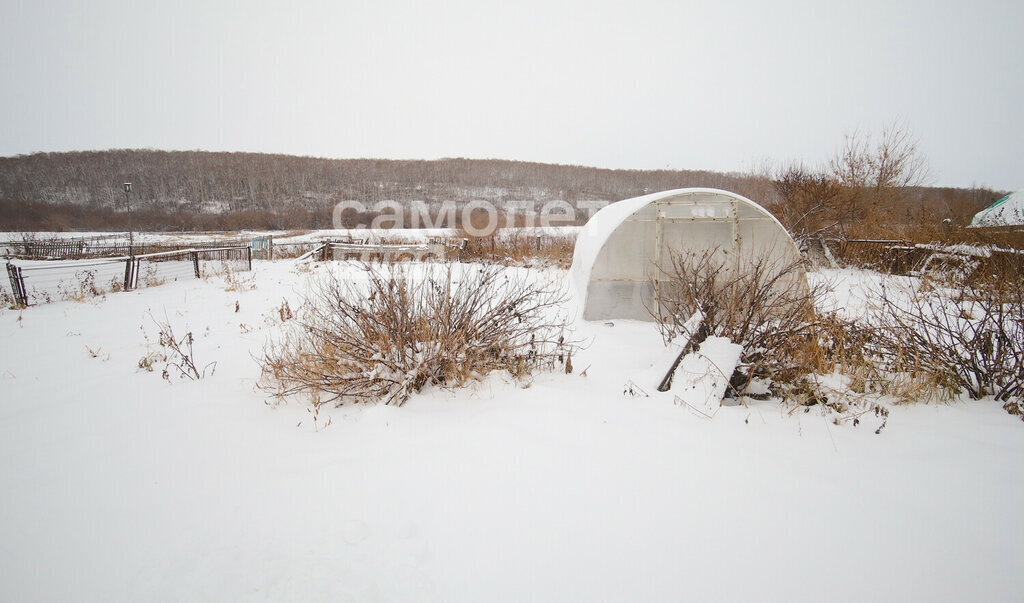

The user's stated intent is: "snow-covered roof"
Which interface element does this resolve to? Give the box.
[569,188,673,301]
[971,190,1024,227]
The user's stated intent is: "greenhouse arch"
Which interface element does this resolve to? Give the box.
[570,188,806,321]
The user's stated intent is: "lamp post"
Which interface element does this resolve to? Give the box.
[123,182,133,255]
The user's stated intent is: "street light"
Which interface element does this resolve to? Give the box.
[123,182,133,254]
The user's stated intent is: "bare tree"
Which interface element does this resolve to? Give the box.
[827,122,931,238]
[830,122,930,190]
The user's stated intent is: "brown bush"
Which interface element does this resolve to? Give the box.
[261,262,577,406]
[455,229,576,268]
[871,264,1024,407]
[770,164,846,245]
[652,247,857,398]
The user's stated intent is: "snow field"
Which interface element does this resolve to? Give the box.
[0,260,1022,602]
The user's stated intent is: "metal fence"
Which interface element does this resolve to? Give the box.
[1,234,124,258]
[126,249,200,290]
[195,246,252,275]
[4,246,251,307]
[7,238,254,260]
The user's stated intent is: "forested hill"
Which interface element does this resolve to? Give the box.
[0,150,758,211]
[0,149,997,233]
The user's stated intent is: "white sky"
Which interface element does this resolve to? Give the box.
[1,0,1021,190]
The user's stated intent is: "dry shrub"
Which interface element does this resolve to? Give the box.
[277,298,293,322]
[138,350,165,372]
[139,313,216,380]
[770,164,846,246]
[204,263,255,291]
[261,262,577,407]
[871,264,1024,408]
[57,269,104,301]
[156,315,216,380]
[456,229,576,268]
[138,263,165,288]
[654,248,860,400]
[28,288,53,305]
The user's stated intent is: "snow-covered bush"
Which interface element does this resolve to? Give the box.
[653,248,857,399]
[260,263,576,406]
[872,268,1024,410]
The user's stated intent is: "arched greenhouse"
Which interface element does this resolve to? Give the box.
[570,188,806,321]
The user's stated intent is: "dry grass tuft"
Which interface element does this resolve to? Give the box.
[455,229,576,269]
[141,313,216,381]
[203,263,255,291]
[56,269,105,302]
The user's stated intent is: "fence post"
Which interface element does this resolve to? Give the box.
[192,251,200,278]
[6,262,28,307]
[125,257,141,290]
[268,235,273,261]
[246,246,252,271]
[123,258,132,291]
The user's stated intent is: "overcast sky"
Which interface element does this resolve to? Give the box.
[1,0,1021,190]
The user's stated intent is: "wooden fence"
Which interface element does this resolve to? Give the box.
[837,240,921,273]
[836,239,1024,276]
[319,241,449,263]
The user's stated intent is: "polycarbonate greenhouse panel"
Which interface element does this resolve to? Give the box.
[570,188,806,322]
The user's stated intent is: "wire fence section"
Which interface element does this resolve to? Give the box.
[195,246,252,276]
[4,246,251,307]
[4,237,255,260]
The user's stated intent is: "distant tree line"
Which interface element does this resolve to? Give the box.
[0,198,328,232]
[0,150,752,207]
[0,148,1004,235]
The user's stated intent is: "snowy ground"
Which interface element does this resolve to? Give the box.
[1,261,1022,602]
